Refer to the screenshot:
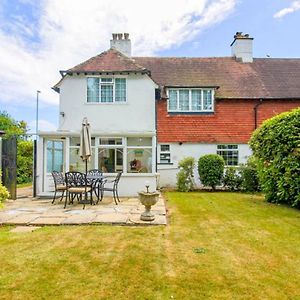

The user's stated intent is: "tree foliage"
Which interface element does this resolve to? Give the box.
[17,140,33,184]
[0,111,27,138]
[223,167,242,191]
[249,108,300,207]
[198,154,224,190]
[0,111,32,184]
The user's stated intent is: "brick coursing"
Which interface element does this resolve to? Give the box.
[157,99,300,143]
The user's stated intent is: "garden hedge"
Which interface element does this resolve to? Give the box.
[249,108,300,207]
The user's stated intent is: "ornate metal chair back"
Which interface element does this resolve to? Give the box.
[65,172,86,188]
[52,171,65,188]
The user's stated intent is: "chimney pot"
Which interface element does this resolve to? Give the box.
[112,33,117,40]
[124,33,129,40]
[117,33,123,40]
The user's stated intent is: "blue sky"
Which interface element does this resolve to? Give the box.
[0,0,299,133]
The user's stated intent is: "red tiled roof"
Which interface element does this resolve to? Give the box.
[68,48,149,73]
[134,57,300,99]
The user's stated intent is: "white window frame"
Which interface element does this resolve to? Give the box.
[86,76,127,104]
[217,144,239,166]
[45,139,65,174]
[159,144,171,164]
[68,137,155,175]
[167,88,214,112]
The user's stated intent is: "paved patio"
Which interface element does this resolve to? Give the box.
[0,196,167,226]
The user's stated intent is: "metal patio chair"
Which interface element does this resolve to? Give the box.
[87,169,103,201]
[51,171,67,204]
[98,172,122,205]
[65,172,93,209]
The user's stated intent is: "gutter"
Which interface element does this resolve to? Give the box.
[254,98,263,129]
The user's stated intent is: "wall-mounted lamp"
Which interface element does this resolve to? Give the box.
[60,112,65,117]
[179,142,183,146]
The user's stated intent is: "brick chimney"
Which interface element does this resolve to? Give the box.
[231,32,253,63]
[110,33,131,57]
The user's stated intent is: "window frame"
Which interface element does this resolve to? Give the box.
[167,88,214,113]
[159,144,171,164]
[86,76,127,104]
[45,139,64,174]
[217,144,239,166]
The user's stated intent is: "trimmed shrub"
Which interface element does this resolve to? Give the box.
[198,154,224,190]
[249,108,300,207]
[176,157,196,192]
[239,157,260,193]
[223,167,242,191]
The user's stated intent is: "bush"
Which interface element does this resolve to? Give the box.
[17,140,33,184]
[176,157,195,192]
[198,154,224,190]
[223,167,242,191]
[239,157,260,192]
[0,172,9,202]
[249,108,300,207]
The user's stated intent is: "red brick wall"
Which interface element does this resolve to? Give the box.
[157,99,300,143]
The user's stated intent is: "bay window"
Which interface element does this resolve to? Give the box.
[68,137,153,174]
[168,88,214,112]
[87,77,126,103]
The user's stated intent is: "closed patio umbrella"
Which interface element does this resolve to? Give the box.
[79,117,92,174]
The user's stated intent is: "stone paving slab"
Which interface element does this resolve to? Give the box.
[62,214,97,225]
[30,216,67,225]
[5,214,41,225]
[93,213,129,224]
[0,196,167,226]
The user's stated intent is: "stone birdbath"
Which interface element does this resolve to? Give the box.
[138,183,159,221]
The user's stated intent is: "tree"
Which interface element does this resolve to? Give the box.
[0,111,27,138]
[0,111,33,184]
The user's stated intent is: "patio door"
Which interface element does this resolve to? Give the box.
[43,139,65,192]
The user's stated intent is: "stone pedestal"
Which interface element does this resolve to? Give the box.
[138,191,159,221]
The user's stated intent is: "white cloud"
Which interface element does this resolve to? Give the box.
[28,119,57,132]
[274,0,300,18]
[0,0,237,107]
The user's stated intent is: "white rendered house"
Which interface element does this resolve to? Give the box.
[37,32,300,196]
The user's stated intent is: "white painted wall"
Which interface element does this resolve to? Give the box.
[157,143,252,187]
[58,74,156,134]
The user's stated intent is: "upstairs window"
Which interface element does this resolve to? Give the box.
[168,89,214,112]
[87,78,126,103]
[217,144,239,166]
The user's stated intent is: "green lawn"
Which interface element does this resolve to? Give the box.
[0,192,300,299]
